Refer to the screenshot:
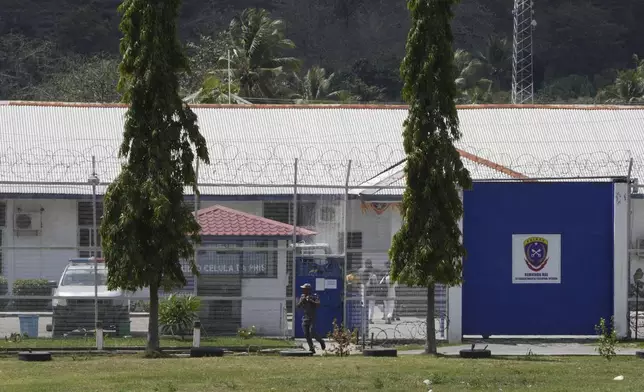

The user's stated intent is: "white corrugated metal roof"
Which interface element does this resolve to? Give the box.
[0,102,641,196]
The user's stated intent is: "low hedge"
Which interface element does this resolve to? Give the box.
[12,279,52,311]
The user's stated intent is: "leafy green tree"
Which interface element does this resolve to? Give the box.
[334,72,386,103]
[100,0,209,355]
[389,0,472,355]
[289,66,343,103]
[453,49,492,104]
[184,74,243,104]
[222,8,301,100]
[30,54,121,102]
[476,35,511,91]
[0,34,59,100]
[182,32,228,97]
[536,74,596,103]
[596,55,644,104]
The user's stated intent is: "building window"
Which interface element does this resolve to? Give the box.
[77,201,103,258]
[319,206,336,222]
[0,202,5,227]
[263,201,316,228]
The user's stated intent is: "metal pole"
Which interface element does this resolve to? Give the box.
[91,156,98,332]
[194,160,200,296]
[627,158,633,338]
[291,158,298,338]
[636,285,640,339]
[343,160,352,327]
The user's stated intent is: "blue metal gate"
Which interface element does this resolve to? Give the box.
[294,256,344,338]
[462,181,616,336]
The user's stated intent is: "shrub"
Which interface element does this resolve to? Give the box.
[326,319,358,357]
[12,279,52,311]
[595,316,617,360]
[237,326,257,339]
[159,294,201,338]
[130,300,150,313]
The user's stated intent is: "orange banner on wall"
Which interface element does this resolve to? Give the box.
[360,201,402,215]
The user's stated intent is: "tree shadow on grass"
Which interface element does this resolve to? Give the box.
[437,354,562,363]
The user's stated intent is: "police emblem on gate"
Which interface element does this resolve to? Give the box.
[523,236,549,272]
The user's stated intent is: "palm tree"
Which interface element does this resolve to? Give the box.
[476,35,512,90]
[454,49,492,104]
[289,66,343,103]
[597,55,644,103]
[222,8,301,101]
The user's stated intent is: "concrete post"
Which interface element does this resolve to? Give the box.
[193,321,201,348]
[96,321,103,350]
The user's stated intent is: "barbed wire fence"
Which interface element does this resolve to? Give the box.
[0,144,640,346]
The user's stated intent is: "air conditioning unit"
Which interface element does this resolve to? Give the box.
[636,238,644,258]
[14,211,42,235]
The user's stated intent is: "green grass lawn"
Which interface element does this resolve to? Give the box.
[0,336,295,349]
[1,355,643,392]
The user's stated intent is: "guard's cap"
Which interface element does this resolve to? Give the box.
[300,283,312,289]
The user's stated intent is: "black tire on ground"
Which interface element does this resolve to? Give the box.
[459,349,492,359]
[190,347,225,358]
[636,351,644,359]
[279,350,314,357]
[363,348,398,357]
[18,351,52,362]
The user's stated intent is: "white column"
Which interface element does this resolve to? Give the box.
[448,189,464,344]
[192,321,201,348]
[613,182,629,338]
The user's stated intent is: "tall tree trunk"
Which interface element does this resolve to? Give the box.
[425,283,437,355]
[147,281,160,354]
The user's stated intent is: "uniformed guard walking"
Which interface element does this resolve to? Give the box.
[297,283,326,353]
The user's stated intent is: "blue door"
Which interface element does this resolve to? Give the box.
[294,257,344,338]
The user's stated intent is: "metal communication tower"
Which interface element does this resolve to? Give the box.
[511,0,536,104]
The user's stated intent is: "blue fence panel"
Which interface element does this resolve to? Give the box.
[462,181,615,336]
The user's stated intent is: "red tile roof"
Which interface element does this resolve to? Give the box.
[195,205,317,237]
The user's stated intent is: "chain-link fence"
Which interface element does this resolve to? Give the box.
[0,151,641,347]
[0,156,454,348]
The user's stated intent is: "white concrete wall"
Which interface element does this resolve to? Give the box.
[345,200,394,269]
[449,190,464,343]
[240,240,288,336]
[614,183,628,338]
[629,198,644,286]
[2,199,78,290]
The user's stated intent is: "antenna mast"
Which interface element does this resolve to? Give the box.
[511,0,536,104]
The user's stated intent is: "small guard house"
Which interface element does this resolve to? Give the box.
[183,205,315,336]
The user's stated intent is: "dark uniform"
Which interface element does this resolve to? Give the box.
[297,284,326,353]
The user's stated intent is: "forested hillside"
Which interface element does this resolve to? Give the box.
[1,0,643,103]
